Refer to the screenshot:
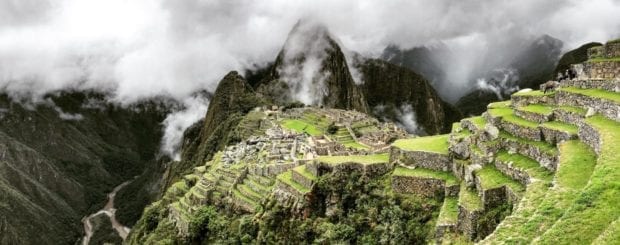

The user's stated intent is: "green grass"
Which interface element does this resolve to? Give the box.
[280,119,323,136]
[392,134,449,154]
[232,188,258,207]
[499,131,558,156]
[475,165,525,193]
[487,107,513,119]
[502,113,540,129]
[488,100,511,109]
[534,116,620,244]
[518,104,554,115]
[237,184,262,200]
[495,151,553,181]
[540,121,578,134]
[317,153,389,165]
[587,57,620,62]
[459,184,482,211]
[559,87,620,104]
[343,141,370,150]
[292,165,317,181]
[466,116,487,129]
[437,197,459,224]
[392,166,458,186]
[451,122,462,133]
[276,171,311,194]
[554,140,597,189]
[556,105,587,115]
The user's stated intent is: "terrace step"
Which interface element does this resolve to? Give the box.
[231,188,258,213]
[236,184,262,202]
[498,131,559,171]
[435,197,459,243]
[496,110,543,142]
[539,121,578,144]
[486,140,597,244]
[511,90,556,107]
[391,166,459,197]
[390,135,451,171]
[556,87,620,122]
[473,164,525,210]
[493,151,553,185]
[248,174,275,186]
[553,105,587,125]
[456,184,483,240]
[591,217,620,245]
[559,78,620,93]
[276,171,311,195]
[534,118,620,244]
[460,116,487,133]
[514,104,554,123]
[291,165,317,190]
[243,177,272,196]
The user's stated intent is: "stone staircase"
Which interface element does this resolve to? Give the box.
[389,77,620,243]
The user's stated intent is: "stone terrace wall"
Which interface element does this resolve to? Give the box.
[390,146,451,171]
[583,61,620,79]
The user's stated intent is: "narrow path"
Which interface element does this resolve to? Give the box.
[81,180,133,245]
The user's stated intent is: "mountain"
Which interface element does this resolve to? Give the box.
[553,42,603,75]
[256,21,369,113]
[0,92,169,244]
[256,21,459,134]
[357,58,461,134]
[128,39,620,244]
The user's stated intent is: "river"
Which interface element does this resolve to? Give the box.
[81,180,133,245]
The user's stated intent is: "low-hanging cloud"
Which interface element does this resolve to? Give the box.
[1,0,619,157]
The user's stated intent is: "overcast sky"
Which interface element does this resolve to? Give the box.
[1,0,619,158]
[1,0,619,103]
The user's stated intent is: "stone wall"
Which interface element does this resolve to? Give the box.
[392,176,446,197]
[307,161,392,179]
[561,79,620,92]
[457,205,482,240]
[249,163,298,177]
[578,122,602,155]
[500,137,558,171]
[582,61,620,79]
[556,90,620,122]
[390,146,451,171]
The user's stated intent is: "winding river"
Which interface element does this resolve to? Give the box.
[81,180,133,245]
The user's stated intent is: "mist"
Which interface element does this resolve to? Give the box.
[1,0,619,157]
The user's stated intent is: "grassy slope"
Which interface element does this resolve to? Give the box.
[392,134,449,154]
[535,116,620,244]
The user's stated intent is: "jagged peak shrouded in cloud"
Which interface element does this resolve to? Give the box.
[1,0,619,157]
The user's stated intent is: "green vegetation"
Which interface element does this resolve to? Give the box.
[499,131,558,155]
[518,104,554,115]
[502,112,539,129]
[495,151,552,181]
[293,165,317,181]
[557,105,587,115]
[475,165,525,193]
[587,57,620,62]
[437,197,459,224]
[540,121,579,134]
[276,171,311,194]
[559,87,620,103]
[392,134,449,154]
[467,116,487,129]
[342,141,370,150]
[536,116,620,244]
[318,153,389,165]
[459,184,482,211]
[280,119,323,136]
[487,107,513,119]
[393,167,458,186]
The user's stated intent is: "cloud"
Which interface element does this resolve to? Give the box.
[1,0,619,156]
[160,94,209,160]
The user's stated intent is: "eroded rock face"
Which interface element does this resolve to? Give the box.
[257,21,368,113]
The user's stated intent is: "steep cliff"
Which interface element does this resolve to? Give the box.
[0,92,168,244]
[357,59,461,134]
[256,21,368,113]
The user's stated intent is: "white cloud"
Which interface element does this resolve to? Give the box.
[0,0,619,156]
